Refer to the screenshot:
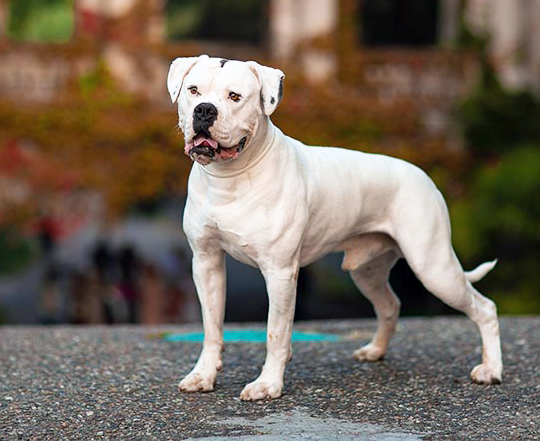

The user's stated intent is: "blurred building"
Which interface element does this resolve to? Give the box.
[466,0,540,93]
[1,0,540,323]
[1,0,539,140]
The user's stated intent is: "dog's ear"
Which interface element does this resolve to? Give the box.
[167,55,209,103]
[246,61,285,116]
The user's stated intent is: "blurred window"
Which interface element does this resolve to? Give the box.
[6,0,74,43]
[359,0,439,47]
[166,0,268,44]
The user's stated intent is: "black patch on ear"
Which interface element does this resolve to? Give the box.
[220,59,229,68]
[270,97,276,104]
[278,76,284,102]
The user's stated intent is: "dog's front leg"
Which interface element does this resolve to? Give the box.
[240,265,298,401]
[179,250,225,393]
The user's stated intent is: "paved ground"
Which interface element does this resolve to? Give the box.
[0,317,539,440]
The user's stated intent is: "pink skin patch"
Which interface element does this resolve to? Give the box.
[185,134,242,164]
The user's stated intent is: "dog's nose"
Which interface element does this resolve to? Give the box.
[193,103,218,123]
[193,103,218,135]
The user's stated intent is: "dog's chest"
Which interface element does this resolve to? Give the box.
[199,192,271,267]
[208,209,268,268]
[200,183,301,267]
[220,236,259,267]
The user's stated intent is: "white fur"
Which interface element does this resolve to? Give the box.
[168,56,503,401]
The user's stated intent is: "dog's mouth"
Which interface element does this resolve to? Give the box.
[185,133,247,164]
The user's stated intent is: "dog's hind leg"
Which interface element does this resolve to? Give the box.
[349,251,401,362]
[396,218,502,384]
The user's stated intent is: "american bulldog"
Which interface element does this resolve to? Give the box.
[167,55,503,401]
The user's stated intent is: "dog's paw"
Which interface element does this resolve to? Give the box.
[179,372,216,392]
[353,343,385,362]
[470,363,502,385]
[240,380,282,401]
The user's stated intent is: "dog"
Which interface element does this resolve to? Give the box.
[167,55,503,401]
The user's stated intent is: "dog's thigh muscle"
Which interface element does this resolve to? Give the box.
[341,233,397,271]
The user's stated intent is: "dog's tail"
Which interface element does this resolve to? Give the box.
[465,259,498,283]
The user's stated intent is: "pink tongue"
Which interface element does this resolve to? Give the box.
[194,134,218,150]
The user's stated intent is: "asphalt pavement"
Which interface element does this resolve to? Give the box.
[0,317,539,440]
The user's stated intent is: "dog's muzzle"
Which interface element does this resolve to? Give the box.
[185,133,248,163]
[190,135,218,158]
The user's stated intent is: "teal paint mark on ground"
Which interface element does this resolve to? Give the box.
[164,329,340,343]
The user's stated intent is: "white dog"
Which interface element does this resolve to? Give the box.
[167,55,502,401]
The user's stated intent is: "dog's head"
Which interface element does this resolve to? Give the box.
[167,55,284,165]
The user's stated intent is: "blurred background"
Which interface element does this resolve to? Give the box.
[0,0,539,325]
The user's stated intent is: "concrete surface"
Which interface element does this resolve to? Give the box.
[0,317,539,440]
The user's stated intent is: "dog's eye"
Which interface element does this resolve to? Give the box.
[188,86,199,95]
[229,91,241,102]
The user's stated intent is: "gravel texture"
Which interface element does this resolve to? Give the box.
[0,317,539,440]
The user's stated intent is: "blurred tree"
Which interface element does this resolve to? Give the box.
[458,66,540,158]
[7,0,74,42]
[0,62,188,228]
[451,146,540,314]
[452,61,540,314]
[0,227,34,275]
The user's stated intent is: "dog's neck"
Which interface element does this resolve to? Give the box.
[199,116,277,178]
